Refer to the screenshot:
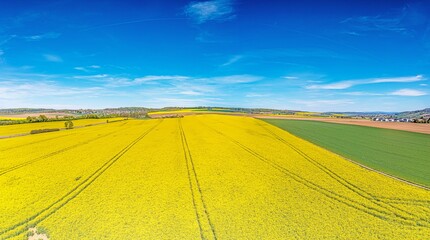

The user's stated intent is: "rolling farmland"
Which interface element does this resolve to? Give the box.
[0,118,126,137]
[1,115,430,239]
[263,119,430,187]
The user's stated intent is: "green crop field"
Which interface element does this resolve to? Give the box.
[263,119,430,187]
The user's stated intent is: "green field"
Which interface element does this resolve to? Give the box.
[263,119,430,187]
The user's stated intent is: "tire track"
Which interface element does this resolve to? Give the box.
[0,121,130,152]
[0,120,162,239]
[0,127,123,177]
[255,121,429,223]
[198,120,429,228]
[211,118,430,220]
[178,119,217,240]
[1,132,77,152]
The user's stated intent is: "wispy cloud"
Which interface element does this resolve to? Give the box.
[343,31,362,36]
[283,76,299,80]
[74,65,101,72]
[74,73,260,87]
[82,18,187,31]
[292,99,355,107]
[205,74,262,84]
[306,75,425,90]
[178,90,204,96]
[43,54,63,62]
[341,4,428,35]
[221,55,242,66]
[184,0,235,23]
[0,80,104,99]
[342,15,406,33]
[342,91,384,96]
[0,35,17,46]
[390,89,426,96]
[24,32,61,41]
[134,75,189,83]
[75,74,191,88]
[142,97,221,108]
[245,93,271,98]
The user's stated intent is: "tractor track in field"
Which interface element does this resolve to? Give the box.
[0,128,122,177]
[1,132,77,152]
[198,120,430,228]
[223,119,430,221]
[0,120,162,239]
[254,121,430,223]
[178,119,217,240]
[0,121,130,152]
[208,118,430,216]
[254,121,430,209]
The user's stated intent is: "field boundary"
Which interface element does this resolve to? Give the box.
[254,120,429,221]
[255,116,430,135]
[0,119,129,139]
[197,119,430,227]
[262,119,430,191]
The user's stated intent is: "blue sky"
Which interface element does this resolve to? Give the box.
[0,0,429,112]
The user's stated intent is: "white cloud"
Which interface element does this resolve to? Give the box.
[420,83,428,86]
[184,0,235,23]
[142,97,221,108]
[342,91,384,96]
[73,74,190,87]
[371,75,425,83]
[24,32,61,41]
[390,89,426,96]
[73,73,261,88]
[133,75,189,83]
[207,74,262,84]
[341,4,427,35]
[292,99,355,107]
[245,93,271,98]
[74,74,109,79]
[74,67,87,71]
[43,54,63,62]
[306,75,425,90]
[307,81,356,90]
[221,55,242,66]
[0,80,104,99]
[283,76,299,80]
[179,90,204,96]
[74,65,101,72]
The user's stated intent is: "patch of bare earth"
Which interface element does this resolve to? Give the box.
[27,227,49,240]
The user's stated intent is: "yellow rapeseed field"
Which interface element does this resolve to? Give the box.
[0,118,126,137]
[0,115,429,239]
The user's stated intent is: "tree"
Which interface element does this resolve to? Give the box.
[38,115,48,122]
[65,120,74,129]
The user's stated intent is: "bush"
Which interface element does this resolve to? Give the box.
[30,128,60,134]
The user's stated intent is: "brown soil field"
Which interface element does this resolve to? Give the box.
[255,116,430,134]
[150,112,430,134]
